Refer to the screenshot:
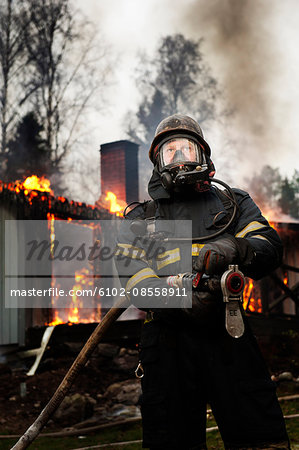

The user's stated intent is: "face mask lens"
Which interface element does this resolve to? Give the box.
[160,138,201,167]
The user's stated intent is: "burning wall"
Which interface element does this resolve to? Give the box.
[0,175,122,346]
[0,176,109,220]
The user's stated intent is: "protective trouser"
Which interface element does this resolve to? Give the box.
[139,317,289,449]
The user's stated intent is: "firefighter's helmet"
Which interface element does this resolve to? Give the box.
[149,114,211,163]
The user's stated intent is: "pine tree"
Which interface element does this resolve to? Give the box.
[6,112,51,180]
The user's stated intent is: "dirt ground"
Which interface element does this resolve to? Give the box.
[0,326,299,437]
[0,349,134,434]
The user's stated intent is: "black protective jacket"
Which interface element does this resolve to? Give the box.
[115,168,283,311]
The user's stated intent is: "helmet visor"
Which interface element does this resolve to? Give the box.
[160,138,201,167]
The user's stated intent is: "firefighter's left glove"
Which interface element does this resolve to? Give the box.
[193,236,255,276]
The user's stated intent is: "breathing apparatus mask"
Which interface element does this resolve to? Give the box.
[148,114,214,192]
[157,134,212,192]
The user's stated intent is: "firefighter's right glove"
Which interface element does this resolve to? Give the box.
[193,237,239,276]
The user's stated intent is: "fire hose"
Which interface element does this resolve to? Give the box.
[11,296,130,450]
[11,268,245,448]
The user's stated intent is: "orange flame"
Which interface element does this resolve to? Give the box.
[22,175,53,194]
[283,272,288,286]
[243,279,262,313]
[45,215,101,326]
[6,175,55,204]
[243,279,254,311]
[48,310,64,326]
[46,267,101,326]
[105,191,125,216]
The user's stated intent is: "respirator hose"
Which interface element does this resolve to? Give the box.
[163,177,238,242]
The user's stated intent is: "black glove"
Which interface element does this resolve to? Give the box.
[193,236,255,276]
[181,290,221,323]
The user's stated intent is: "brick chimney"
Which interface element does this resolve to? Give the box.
[100,140,139,204]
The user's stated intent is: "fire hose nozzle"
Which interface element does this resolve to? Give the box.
[221,265,245,302]
[167,266,245,339]
[221,265,245,339]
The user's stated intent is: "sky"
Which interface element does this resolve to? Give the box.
[69,0,299,202]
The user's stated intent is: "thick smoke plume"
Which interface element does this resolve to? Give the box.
[181,0,281,177]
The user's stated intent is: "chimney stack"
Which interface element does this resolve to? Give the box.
[100,140,139,204]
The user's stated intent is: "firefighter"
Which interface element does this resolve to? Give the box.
[114,114,289,449]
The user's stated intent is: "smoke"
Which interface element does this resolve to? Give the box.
[79,0,298,203]
[180,0,284,181]
[194,0,271,126]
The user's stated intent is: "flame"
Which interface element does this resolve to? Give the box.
[48,310,64,326]
[262,207,297,225]
[45,215,101,326]
[105,191,125,216]
[243,279,262,313]
[46,266,101,326]
[248,298,262,313]
[68,307,79,324]
[47,212,56,258]
[67,267,89,324]
[283,272,288,286]
[22,175,53,194]
[243,279,254,310]
[3,174,54,204]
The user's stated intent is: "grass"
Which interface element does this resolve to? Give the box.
[1,397,298,449]
[0,422,142,450]
[204,397,299,450]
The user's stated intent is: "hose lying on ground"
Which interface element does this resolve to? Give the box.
[3,402,298,440]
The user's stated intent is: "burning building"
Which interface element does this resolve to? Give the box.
[0,139,298,358]
[0,139,143,362]
[0,175,115,348]
[244,221,299,337]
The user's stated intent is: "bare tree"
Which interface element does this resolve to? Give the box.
[0,0,26,162]
[0,0,111,186]
[20,0,110,171]
[125,34,220,199]
[20,0,73,163]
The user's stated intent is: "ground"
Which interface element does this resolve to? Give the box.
[0,349,136,429]
[0,328,298,449]
[0,389,298,449]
